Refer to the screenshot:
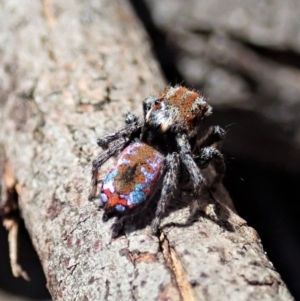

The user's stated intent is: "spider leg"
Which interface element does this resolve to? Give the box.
[89,113,142,200]
[151,152,180,234]
[97,113,142,149]
[195,126,226,189]
[89,138,128,200]
[176,133,206,195]
[111,216,126,238]
[196,147,225,190]
[196,125,225,149]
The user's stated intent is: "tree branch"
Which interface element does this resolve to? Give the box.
[0,0,294,300]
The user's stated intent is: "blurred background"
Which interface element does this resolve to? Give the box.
[1,0,300,300]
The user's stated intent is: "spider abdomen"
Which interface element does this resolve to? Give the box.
[100,141,164,217]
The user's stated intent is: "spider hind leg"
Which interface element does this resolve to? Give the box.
[89,114,142,200]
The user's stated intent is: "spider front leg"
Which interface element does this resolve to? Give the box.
[195,126,226,189]
[176,133,214,224]
[195,125,225,149]
[176,133,206,195]
[151,152,180,234]
[196,146,225,190]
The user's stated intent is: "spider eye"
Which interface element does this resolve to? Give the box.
[115,204,126,212]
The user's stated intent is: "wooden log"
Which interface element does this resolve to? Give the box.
[0,0,294,300]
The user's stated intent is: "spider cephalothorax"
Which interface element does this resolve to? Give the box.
[89,86,225,233]
[143,86,212,133]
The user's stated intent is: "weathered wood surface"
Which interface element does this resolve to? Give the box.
[0,0,294,300]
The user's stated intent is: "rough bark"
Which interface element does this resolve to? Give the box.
[0,0,294,301]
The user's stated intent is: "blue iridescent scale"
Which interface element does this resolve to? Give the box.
[101,142,164,210]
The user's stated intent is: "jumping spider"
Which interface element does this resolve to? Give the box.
[89,86,225,234]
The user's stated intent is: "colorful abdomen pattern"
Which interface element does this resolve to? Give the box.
[100,142,165,213]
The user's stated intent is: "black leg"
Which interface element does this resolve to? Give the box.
[89,138,128,200]
[89,113,142,200]
[194,125,226,189]
[196,146,225,189]
[97,113,142,149]
[195,125,225,149]
[176,133,206,195]
[151,152,180,233]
